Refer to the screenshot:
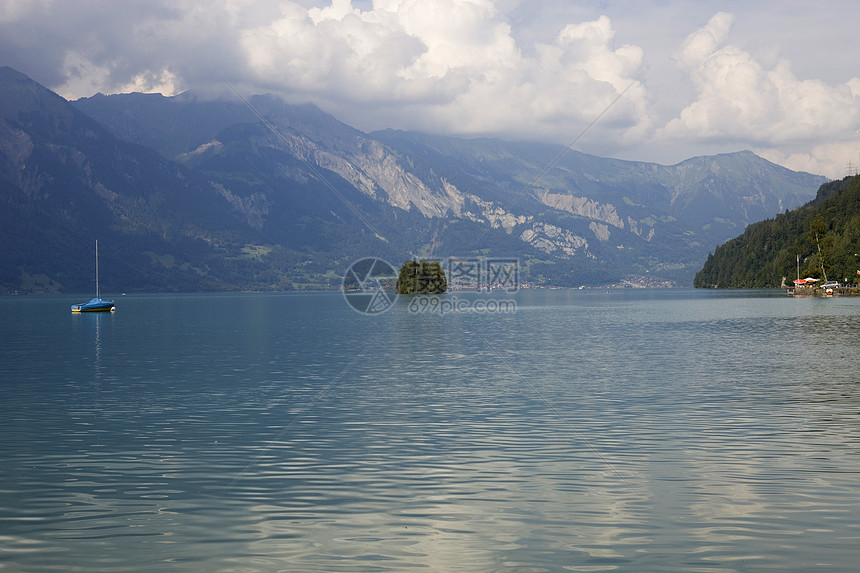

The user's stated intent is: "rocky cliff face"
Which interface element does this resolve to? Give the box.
[93,89,826,285]
[0,67,829,292]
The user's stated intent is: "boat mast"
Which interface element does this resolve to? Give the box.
[95,240,99,299]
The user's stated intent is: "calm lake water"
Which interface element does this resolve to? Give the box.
[1,289,859,572]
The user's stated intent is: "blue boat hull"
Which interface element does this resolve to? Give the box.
[71,298,115,312]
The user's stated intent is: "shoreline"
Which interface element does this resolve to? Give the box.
[786,285,860,296]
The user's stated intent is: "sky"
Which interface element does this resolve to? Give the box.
[2,0,860,179]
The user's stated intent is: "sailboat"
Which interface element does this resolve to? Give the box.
[71,240,115,312]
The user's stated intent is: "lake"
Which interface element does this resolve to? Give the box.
[1,289,859,572]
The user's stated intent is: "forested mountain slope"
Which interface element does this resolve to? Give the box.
[695,176,860,287]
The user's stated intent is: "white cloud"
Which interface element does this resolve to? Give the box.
[757,143,860,181]
[55,53,181,97]
[228,1,651,144]
[673,11,734,72]
[240,0,466,102]
[4,1,860,177]
[0,0,51,22]
[659,11,860,177]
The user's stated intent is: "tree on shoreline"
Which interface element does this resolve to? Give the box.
[806,214,831,281]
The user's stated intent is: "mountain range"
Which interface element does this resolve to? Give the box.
[0,66,828,293]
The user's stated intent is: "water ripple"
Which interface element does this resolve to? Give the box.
[1,291,859,571]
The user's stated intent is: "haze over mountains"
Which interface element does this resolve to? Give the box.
[0,66,827,293]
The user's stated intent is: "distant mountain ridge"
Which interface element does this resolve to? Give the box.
[0,66,828,293]
[74,88,826,283]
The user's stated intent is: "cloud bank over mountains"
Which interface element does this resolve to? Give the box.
[3,0,859,178]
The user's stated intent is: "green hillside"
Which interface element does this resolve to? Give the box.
[695,176,860,287]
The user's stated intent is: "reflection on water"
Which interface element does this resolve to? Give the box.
[0,290,859,571]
